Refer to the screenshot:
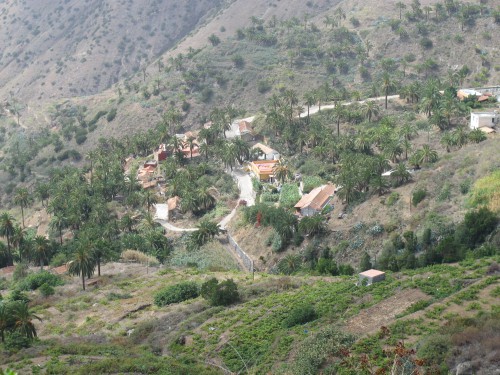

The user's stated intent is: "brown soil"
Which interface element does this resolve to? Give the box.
[345,288,428,336]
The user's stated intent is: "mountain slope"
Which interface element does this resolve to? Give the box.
[0,0,225,101]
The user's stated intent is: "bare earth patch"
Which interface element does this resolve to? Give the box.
[345,288,428,336]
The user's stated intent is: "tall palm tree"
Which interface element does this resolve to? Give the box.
[381,73,395,109]
[14,188,31,228]
[33,236,50,270]
[49,215,67,246]
[185,136,197,160]
[331,103,345,137]
[395,1,407,19]
[68,242,96,291]
[303,92,316,123]
[273,160,292,185]
[0,213,15,266]
[35,182,50,207]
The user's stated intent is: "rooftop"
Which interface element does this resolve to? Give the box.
[359,269,385,278]
[239,120,254,135]
[252,143,278,155]
[295,184,336,211]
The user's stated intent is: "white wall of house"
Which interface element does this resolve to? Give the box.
[470,111,499,129]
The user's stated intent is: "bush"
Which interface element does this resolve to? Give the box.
[412,188,427,206]
[455,207,498,249]
[121,250,159,265]
[17,271,63,291]
[201,278,239,306]
[283,304,317,328]
[257,80,272,94]
[39,283,55,297]
[106,108,117,122]
[302,176,323,194]
[154,282,199,307]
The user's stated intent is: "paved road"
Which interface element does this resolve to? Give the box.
[298,95,400,118]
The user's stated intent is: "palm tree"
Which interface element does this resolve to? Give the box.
[185,136,197,160]
[0,213,15,266]
[391,162,411,186]
[68,242,96,291]
[303,92,316,123]
[14,188,31,228]
[362,101,379,122]
[33,236,50,270]
[331,103,345,137]
[370,175,390,196]
[468,129,487,143]
[49,215,67,246]
[402,139,412,160]
[0,302,11,342]
[334,7,346,26]
[10,301,41,341]
[416,145,438,164]
[35,183,50,207]
[273,160,292,184]
[298,215,326,237]
[399,124,418,141]
[381,73,395,109]
[440,132,455,152]
[395,1,407,19]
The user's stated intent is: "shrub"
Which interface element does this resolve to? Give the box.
[17,271,63,291]
[121,250,159,265]
[39,283,55,297]
[386,192,399,206]
[412,188,426,206]
[257,80,272,94]
[154,282,199,307]
[201,278,239,306]
[283,304,317,328]
[420,37,433,49]
[12,263,29,282]
[455,207,498,249]
[106,108,117,122]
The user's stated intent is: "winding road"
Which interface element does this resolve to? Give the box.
[155,94,400,232]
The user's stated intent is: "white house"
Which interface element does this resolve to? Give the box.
[470,110,499,130]
[252,143,280,160]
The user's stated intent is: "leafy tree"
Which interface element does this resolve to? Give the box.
[456,207,498,249]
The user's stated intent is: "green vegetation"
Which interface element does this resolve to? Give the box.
[153,281,200,307]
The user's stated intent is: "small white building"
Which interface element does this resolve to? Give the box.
[470,110,499,130]
[252,143,280,160]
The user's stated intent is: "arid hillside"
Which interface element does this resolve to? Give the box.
[0,0,225,101]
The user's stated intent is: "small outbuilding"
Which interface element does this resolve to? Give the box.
[359,269,386,285]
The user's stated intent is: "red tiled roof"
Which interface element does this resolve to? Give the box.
[295,184,336,211]
[239,121,254,135]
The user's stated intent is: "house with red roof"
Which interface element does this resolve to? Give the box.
[294,184,336,217]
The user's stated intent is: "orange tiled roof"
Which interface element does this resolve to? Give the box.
[295,184,336,211]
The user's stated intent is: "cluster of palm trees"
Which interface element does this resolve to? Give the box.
[0,213,52,270]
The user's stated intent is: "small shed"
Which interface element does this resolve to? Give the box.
[359,269,385,285]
